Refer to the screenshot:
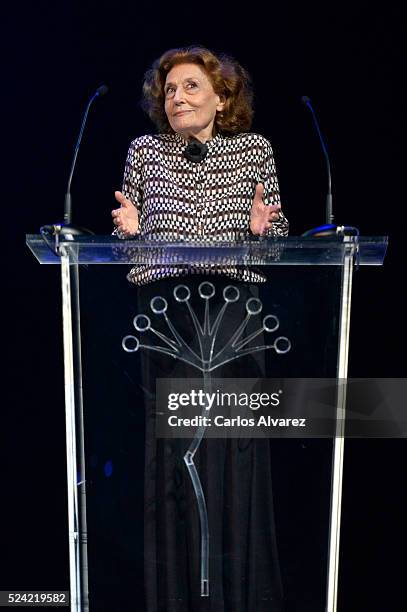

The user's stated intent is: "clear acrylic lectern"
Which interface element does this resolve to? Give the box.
[27,235,387,612]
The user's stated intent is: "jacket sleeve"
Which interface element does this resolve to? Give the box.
[112,139,143,239]
[259,138,289,237]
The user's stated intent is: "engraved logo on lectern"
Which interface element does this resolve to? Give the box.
[121,282,291,372]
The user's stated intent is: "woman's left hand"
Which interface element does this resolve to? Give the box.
[249,183,281,235]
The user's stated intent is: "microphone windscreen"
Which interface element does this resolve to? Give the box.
[96,85,109,97]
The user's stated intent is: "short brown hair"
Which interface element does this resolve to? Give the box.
[141,46,254,135]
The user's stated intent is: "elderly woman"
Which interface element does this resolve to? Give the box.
[112,46,288,284]
[112,47,286,612]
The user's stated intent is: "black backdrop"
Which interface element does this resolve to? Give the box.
[3,2,406,610]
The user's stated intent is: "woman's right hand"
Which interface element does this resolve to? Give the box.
[111,191,139,237]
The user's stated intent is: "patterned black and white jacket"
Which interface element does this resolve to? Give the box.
[116,131,289,285]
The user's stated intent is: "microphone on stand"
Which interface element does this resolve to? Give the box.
[301,95,337,235]
[40,84,108,243]
[301,95,359,237]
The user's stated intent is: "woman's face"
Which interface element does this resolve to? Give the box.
[164,63,225,142]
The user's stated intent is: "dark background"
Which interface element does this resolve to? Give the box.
[3,2,406,610]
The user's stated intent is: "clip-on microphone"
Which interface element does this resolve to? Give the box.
[183,140,208,163]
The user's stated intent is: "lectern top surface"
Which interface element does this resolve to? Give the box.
[26,234,388,266]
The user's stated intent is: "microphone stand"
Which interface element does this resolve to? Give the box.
[301,96,348,237]
[302,96,334,226]
[40,85,108,251]
[300,97,360,264]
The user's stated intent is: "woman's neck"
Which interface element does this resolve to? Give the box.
[180,126,216,144]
